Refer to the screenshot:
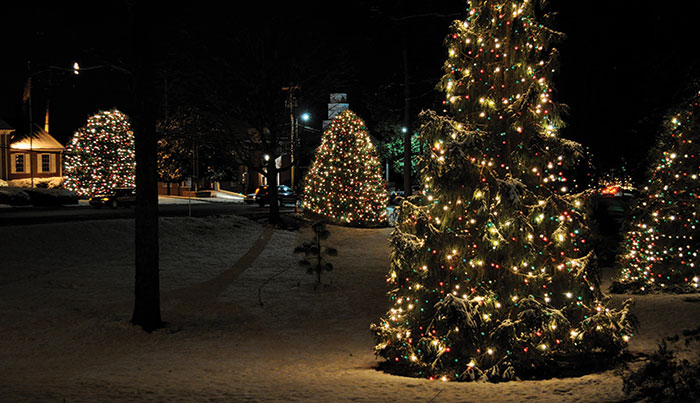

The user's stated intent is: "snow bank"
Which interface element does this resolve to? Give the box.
[9,176,63,189]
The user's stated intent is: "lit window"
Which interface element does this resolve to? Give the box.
[41,154,51,173]
[15,154,24,173]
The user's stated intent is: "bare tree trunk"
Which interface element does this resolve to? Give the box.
[402,34,412,197]
[130,1,163,332]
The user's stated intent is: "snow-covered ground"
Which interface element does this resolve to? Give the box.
[1,215,699,402]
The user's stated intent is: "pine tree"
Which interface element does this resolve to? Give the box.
[371,1,635,381]
[64,109,135,197]
[615,91,700,293]
[302,110,388,227]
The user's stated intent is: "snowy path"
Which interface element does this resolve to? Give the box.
[1,216,699,401]
[163,226,276,318]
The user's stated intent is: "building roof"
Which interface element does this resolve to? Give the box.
[10,125,64,151]
[0,117,14,134]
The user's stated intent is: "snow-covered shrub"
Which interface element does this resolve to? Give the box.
[0,188,31,205]
[24,188,78,206]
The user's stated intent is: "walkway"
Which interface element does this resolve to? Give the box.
[163,225,277,316]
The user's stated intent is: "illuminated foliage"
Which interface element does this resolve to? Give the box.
[63,109,135,197]
[615,92,700,293]
[378,130,421,180]
[302,110,388,227]
[371,0,635,381]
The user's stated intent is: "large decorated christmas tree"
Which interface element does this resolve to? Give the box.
[615,91,700,293]
[371,0,635,381]
[64,109,135,197]
[302,110,387,227]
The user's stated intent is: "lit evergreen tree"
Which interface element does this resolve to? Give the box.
[371,0,635,381]
[302,110,388,227]
[64,109,135,196]
[615,91,700,293]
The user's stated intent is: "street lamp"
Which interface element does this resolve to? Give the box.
[23,61,82,187]
[291,112,312,191]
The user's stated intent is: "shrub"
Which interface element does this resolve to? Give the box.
[294,221,338,287]
[24,188,78,206]
[621,324,700,402]
[0,188,31,205]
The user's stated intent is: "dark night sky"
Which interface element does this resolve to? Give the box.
[1,1,699,181]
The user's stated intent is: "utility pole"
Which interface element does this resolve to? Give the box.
[282,85,299,189]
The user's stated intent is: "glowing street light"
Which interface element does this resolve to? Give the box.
[301,112,311,122]
[73,62,80,75]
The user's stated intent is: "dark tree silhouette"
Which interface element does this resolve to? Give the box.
[156,106,245,191]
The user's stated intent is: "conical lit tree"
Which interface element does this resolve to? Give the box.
[302,110,388,227]
[64,109,135,197]
[615,91,700,293]
[371,0,635,381]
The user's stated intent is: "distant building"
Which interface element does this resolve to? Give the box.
[0,118,14,181]
[0,120,65,186]
[322,93,349,130]
[158,127,265,196]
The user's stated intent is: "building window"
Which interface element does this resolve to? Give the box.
[15,154,24,173]
[41,154,51,173]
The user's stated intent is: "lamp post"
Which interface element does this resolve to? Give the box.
[25,62,33,188]
[298,111,311,185]
[24,61,79,187]
[22,60,131,188]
